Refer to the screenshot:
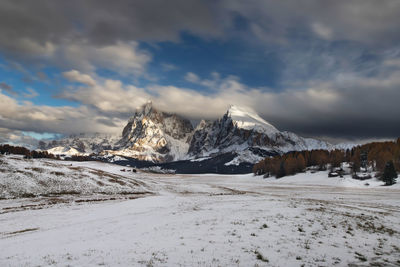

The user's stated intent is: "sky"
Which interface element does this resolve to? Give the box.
[0,0,400,146]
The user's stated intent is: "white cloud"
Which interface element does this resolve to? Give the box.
[56,41,152,77]
[58,69,400,138]
[3,39,152,78]
[311,23,333,40]
[2,67,400,140]
[56,71,343,121]
[184,72,200,83]
[184,71,223,89]
[23,88,39,98]
[161,63,178,72]
[59,79,150,116]
[63,70,96,86]
[0,90,124,135]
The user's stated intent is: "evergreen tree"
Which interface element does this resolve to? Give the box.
[276,161,286,178]
[382,161,397,186]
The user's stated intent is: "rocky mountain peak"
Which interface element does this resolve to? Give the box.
[116,102,194,162]
[188,105,331,160]
[139,100,154,117]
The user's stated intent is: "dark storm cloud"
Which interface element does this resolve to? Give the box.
[272,112,400,140]
[0,0,220,58]
[221,0,400,45]
[1,0,399,57]
[259,71,400,140]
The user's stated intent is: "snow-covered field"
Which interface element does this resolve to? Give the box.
[0,155,150,199]
[1,155,400,266]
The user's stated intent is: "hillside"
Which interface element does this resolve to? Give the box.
[0,154,150,199]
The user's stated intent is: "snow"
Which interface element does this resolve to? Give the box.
[334,142,359,150]
[225,149,264,165]
[0,155,149,199]
[116,103,193,162]
[45,133,121,155]
[276,131,332,153]
[188,105,335,164]
[260,170,397,188]
[227,105,280,135]
[47,146,84,156]
[41,104,345,166]
[98,153,127,163]
[1,156,400,266]
[164,135,190,161]
[190,156,211,162]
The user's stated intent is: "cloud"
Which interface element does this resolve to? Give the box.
[0,0,220,58]
[0,90,124,135]
[0,1,400,142]
[184,72,200,83]
[0,1,398,88]
[221,0,400,45]
[56,70,400,139]
[1,1,398,64]
[1,82,38,99]
[0,82,18,96]
[63,70,96,86]
[384,59,400,68]
[6,40,152,77]
[36,71,48,81]
[161,63,178,72]
[0,82,12,91]
[0,128,39,149]
[59,78,150,118]
[22,88,39,98]
[58,41,151,76]
[311,23,333,40]
[184,71,222,88]
[1,65,400,141]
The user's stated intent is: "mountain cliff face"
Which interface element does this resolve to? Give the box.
[188,105,331,164]
[113,102,193,162]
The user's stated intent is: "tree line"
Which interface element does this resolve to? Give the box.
[0,144,59,159]
[253,138,400,181]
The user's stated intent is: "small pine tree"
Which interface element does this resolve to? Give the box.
[382,161,397,186]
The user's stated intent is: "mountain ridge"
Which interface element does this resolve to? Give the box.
[42,103,335,166]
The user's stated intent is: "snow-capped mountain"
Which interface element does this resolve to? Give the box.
[112,101,193,162]
[41,133,120,156]
[188,105,331,164]
[43,103,333,166]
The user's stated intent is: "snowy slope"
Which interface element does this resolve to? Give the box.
[1,159,399,266]
[228,105,279,135]
[0,155,149,199]
[47,146,83,156]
